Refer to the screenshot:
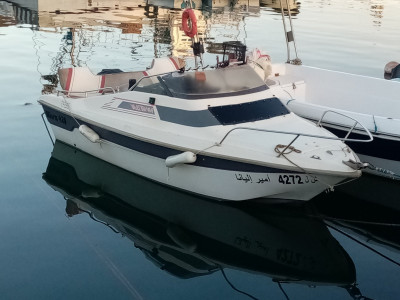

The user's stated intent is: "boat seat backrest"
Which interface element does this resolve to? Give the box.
[102,56,182,91]
[103,56,183,90]
[58,67,105,94]
[145,57,184,76]
[103,57,184,89]
[140,57,185,86]
[58,57,185,95]
[103,71,147,92]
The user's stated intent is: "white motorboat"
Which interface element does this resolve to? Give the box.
[269,63,400,180]
[257,1,400,180]
[38,23,370,202]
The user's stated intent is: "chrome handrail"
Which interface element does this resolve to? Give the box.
[316,110,374,141]
[217,124,373,158]
[57,87,116,97]
[218,126,372,146]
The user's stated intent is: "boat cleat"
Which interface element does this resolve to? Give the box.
[342,159,370,170]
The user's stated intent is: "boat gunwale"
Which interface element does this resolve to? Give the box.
[39,100,360,178]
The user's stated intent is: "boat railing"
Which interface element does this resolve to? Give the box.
[57,87,116,98]
[317,110,373,140]
[218,123,373,157]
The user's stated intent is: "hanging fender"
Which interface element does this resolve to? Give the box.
[79,124,100,143]
[182,9,197,38]
[165,151,197,168]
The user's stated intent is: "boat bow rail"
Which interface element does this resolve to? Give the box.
[216,126,371,174]
[217,124,373,149]
[316,110,373,142]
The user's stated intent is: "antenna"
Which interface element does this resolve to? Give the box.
[279,0,301,65]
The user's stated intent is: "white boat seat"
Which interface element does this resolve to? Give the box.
[58,67,106,96]
[58,57,185,96]
[103,57,184,91]
[145,57,184,76]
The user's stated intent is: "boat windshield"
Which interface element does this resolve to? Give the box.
[132,65,268,99]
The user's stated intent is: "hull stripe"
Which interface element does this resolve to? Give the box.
[327,127,400,161]
[42,104,299,174]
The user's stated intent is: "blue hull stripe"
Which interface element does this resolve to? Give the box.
[326,126,400,161]
[42,105,298,174]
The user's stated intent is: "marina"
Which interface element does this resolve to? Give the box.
[1,0,400,299]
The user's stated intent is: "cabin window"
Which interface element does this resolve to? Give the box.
[208,97,289,125]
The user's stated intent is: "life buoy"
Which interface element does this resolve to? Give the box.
[182,9,197,38]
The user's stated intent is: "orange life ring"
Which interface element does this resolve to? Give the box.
[182,9,197,38]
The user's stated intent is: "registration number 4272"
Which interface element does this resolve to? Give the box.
[278,175,304,184]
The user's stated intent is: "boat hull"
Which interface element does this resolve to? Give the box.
[321,125,400,180]
[42,104,349,201]
[275,63,400,180]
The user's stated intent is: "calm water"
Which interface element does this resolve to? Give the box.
[1,0,400,299]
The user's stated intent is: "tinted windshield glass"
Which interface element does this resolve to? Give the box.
[160,65,267,99]
[209,97,289,125]
[132,77,169,96]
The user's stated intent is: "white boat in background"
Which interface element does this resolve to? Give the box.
[255,0,400,180]
[275,63,400,180]
[38,36,371,202]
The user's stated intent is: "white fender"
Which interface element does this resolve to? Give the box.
[79,124,100,143]
[165,151,197,168]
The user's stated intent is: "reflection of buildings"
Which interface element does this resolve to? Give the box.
[200,1,260,55]
[5,0,208,58]
[165,9,207,57]
[369,0,384,26]
[37,0,147,30]
[1,0,38,25]
[3,0,260,65]
[148,0,203,9]
[260,0,300,14]
[203,0,259,9]
[3,0,264,90]
[156,0,261,57]
[0,2,17,27]
[4,0,37,10]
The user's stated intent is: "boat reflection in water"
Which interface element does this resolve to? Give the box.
[43,141,356,292]
[313,182,400,256]
[335,174,400,212]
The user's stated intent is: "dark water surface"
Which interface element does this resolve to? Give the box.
[1,1,400,299]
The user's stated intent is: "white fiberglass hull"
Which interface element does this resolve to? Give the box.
[303,121,400,180]
[270,63,400,180]
[51,125,347,201]
[40,63,361,201]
